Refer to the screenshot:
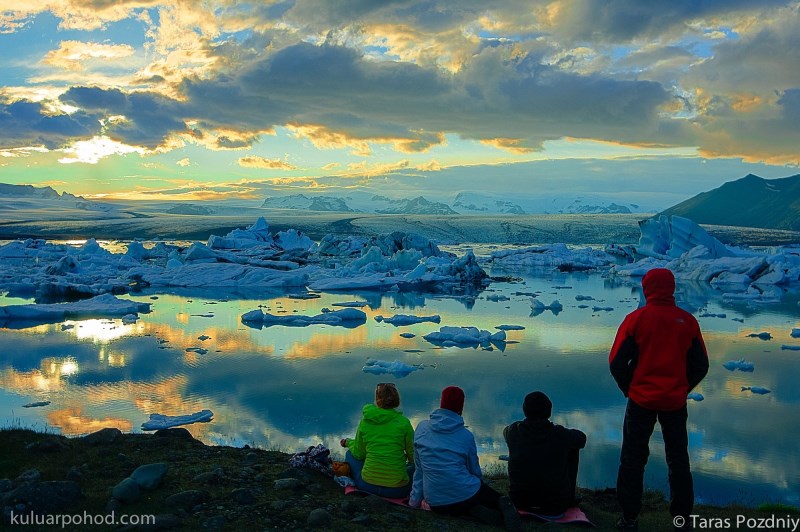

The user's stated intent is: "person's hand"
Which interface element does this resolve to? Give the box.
[339,438,348,448]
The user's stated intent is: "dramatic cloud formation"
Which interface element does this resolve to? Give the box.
[0,0,797,197]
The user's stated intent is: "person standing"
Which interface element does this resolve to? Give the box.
[503,391,586,516]
[609,268,709,530]
[409,386,521,531]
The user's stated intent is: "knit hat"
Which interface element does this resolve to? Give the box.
[523,391,552,419]
[440,386,465,415]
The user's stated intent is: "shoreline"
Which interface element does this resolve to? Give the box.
[1,428,797,531]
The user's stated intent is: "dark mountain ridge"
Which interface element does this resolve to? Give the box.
[661,173,800,231]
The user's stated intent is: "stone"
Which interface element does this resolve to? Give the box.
[201,515,226,529]
[82,427,122,446]
[112,477,141,504]
[191,472,220,484]
[307,508,331,528]
[273,478,302,490]
[270,500,290,512]
[164,490,209,510]
[243,452,259,465]
[14,469,40,484]
[154,428,196,441]
[1,481,82,514]
[130,463,168,490]
[229,488,255,506]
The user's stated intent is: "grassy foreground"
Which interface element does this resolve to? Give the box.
[0,428,796,531]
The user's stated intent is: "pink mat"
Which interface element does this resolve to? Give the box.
[518,506,595,526]
[344,485,430,510]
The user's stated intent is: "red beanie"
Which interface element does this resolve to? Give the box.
[440,386,465,415]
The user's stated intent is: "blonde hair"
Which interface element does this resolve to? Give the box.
[375,382,400,409]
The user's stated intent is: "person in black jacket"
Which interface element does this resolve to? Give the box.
[503,391,587,516]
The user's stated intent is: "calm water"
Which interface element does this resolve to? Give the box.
[1,247,799,507]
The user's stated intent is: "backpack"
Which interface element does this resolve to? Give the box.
[289,444,333,476]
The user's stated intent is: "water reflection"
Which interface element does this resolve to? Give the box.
[1,268,799,506]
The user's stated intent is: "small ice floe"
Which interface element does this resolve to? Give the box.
[485,294,510,302]
[575,295,594,301]
[197,335,211,341]
[699,312,727,318]
[731,317,745,323]
[687,392,704,402]
[141,409,214,430]
[332,301,368,308]
[530,299,563,316]
[722,359,754,372]
[791,328,800,338]
[741,386,771,395]
[399,333,416,338]
[781,345,800,351]
[22,401,51,408]
[241,308,367,328]
[592,306,614,312]
[287,293,321,300]
[60,324,74,330]
[495,325,525,331]
[374,314,441,326]
[121,313,139,324]
[185,347,208,355]
[362,359,424,378]
[746,332,772,340]
[423,326,506,349]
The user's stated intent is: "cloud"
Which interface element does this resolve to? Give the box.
[42,41,135,71]
[238,156,297,170]
[0,100,97,150]
[58,135,145,164]
[176,157,190,167]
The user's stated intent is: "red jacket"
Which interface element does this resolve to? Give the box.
[609,268,709,410]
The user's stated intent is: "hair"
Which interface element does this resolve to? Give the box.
[375,383,400,409]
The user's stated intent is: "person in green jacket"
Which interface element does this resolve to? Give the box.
[340,382,415,497]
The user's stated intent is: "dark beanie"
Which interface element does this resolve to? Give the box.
[523,391,552,419]
[440,386,465,415]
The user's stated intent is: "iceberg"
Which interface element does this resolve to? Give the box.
[241,307,367,328]
[423,326,506,348]
[362,359,424,378]
[747,332,772,340]
[530,299,563,315]
[141,409,214,430]
[791,328,800,338]
[495,324,525,331]
[687,392,704,402]
[722,359,755,372]
[781,345,800,351]
[0,294,150,328]
[374,314,441,326]
[490,243,615,272]
[741,386,771,395]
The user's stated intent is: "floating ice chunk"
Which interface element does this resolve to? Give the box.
[687,392,704,402]
[731,317,745,323]
[791,328,800,338]
[575,295,595,301]
[722,359,754,372]
[400,333,415,338]
[741,386,771,395]
[331,301,368,308]
[781,345,800,351]
[747,332,772,340]
[592,306,614,312]
[185,347,208,355]
[141,409,214,430]
[423,326,506,348]
[273,229,315,251]
[699,313,727,318]
[241,307,367,328]
[495,325,525,331]
[121,313,139,324]
[490,244,614,271]
[0,294,151,327]
[375,314,441,326]
[485,294,510,302]
[637,215,732,259]
[362,359,424,378]
[530,299,563,315]
[197,335,211,341]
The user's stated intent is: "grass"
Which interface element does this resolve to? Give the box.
[0,427,796,531]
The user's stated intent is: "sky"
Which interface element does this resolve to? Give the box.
[0,1,798,207]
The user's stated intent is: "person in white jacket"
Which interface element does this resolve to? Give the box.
[409,386,521,531]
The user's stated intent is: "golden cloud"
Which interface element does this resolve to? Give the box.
[42,40,135,71]
[238,156,297,170]
[480,137,537,154]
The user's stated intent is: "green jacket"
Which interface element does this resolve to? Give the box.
[346,404,414,487]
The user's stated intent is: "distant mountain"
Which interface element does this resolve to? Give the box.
[167,204,214,215]
[661,174,800,231]
[0,182,112,212]
[452,192,526,214]
[0,183,64,199]
[374,196,457,215]
[261,193,455,215]
[451,192,646,215]
[260,194,353,212]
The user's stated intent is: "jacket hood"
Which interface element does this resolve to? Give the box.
[428,408,465,433]
[361,403,402,425]
[642,268,676,306]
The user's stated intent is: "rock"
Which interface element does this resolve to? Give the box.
[1,481,82,514]
[82,427,121,446]
[273,478,302,490]
[112,477,141,504]
[351,514,372,525]
[154,428,197,441]
[131,463,168,490]
[191,471,221,485]
[307,508,331,528]
[14,469,40,484]
[340,499,362,515]
[201,515,226,529]
[243,452,260,465]
[164,490,209,510]
[229,488,255,505]
[270,500,290,512]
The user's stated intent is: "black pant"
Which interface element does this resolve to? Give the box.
[617,399,693,520]
[514,448,580,515]
[430,482,503,516]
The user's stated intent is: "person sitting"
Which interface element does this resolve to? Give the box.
[409,386,521,531]
[339,382,414,498]
[503,391,587,516]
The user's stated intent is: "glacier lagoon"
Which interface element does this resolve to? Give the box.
[1,242,799,508]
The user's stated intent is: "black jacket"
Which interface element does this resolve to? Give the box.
[503,418,586,514]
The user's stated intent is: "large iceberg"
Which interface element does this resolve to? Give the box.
[241,307,367,328]
[0,293,150,327]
